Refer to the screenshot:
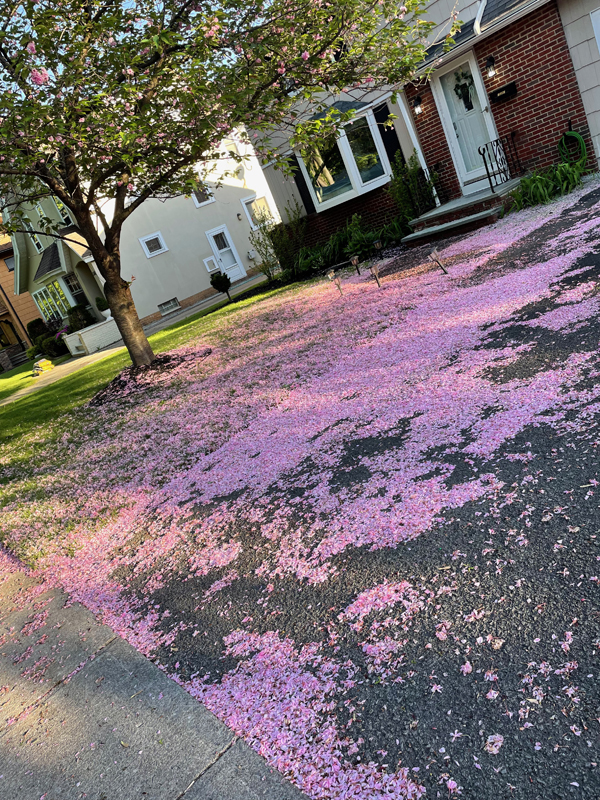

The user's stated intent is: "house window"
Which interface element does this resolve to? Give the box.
[192,186,215,208]
[297,109,391,211]
[63,273,86,304]
[4,256,14,272]
[22,218,44,253]
[157,297,180,315]
[139,231,168,258]
[32,280,71,320]
[54,198,72,225]
[345,117,386,184]
[241,196,272,229]
[204,256,219,273]
[302,137,353,203]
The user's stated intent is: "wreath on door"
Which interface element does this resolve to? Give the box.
[453,70,474,108]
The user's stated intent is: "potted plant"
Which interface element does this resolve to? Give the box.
[96,295,112,319]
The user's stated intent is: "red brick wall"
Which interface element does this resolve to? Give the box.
[405,82,462,201]
[405,1,594,200]
[473,1,595,173]
[302,184,400,249]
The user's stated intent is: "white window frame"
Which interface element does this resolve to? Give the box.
[203,255,219,273]
[240,195,272,230]
[32,278,72,320]
[192,186,216,208]
[139,231,168,259]
[295,108,392,212]
[22,217,44,253]
[54,197,73,225]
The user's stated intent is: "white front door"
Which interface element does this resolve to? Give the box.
[432,53,498,195]
[206,226,246,282]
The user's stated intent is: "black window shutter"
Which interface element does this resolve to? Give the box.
[289,154,316,215]
[374,103,403,169]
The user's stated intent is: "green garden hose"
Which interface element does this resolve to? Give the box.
[558,130,587,166]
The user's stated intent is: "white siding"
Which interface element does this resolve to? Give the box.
[558,0,600,159]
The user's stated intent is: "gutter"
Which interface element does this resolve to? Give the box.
[416,0,553,76]
[473,0,487,35]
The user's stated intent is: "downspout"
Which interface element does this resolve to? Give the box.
[473,0,488,35]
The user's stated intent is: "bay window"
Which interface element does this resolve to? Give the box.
[33,280,71,320]
[297,109,391,210]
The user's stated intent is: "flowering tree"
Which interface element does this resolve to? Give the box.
[0,0,452,366]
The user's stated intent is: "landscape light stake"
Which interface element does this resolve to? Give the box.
[370,262,381,288]
[428,248,448,274]
[350,254,361,275]
[327,269,343,296]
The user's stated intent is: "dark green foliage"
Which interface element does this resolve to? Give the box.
[67,303,95,333]
[26,318,48,340]
[210,271,232,301]
[509,161,585,211]
[268,200,307,278]
[39,334,68,359]
[26,345,38,360]
[387,152,438,223]
[95,295,109,312]
[344,214,381,260]
[292,212,408,279]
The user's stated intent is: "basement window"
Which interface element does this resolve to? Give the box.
[158,297,180,316]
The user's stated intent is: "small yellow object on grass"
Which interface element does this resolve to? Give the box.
[32,358,54,377]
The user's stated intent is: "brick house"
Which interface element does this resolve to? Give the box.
[262,0,600,245]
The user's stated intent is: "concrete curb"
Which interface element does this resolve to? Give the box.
[0,567,307,800]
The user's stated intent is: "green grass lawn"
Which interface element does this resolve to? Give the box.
[0,281,297,449]
[0,354,72,403]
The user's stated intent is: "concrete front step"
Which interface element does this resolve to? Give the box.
[401,206,503,245]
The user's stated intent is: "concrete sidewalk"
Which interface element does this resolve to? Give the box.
[0,562,306,800]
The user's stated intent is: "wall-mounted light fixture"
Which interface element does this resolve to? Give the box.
[486,56,496,78]
[413,96,423,115]
[237,212,243,220]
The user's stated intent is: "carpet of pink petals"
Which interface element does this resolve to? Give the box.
[3,180,600,799]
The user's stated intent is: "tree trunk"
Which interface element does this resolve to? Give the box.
[74,212,155,368]
[104,277,155,367]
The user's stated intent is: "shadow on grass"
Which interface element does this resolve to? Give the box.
[0,280,302,447]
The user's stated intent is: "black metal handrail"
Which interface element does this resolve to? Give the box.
[478,133,523,193]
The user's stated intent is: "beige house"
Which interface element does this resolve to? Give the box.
[119,136,277,324]
[10,134,277,353]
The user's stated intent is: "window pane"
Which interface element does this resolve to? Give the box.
[246,197,271,226]
[145,236,163,253]
[213,232,229,250]
[46,280,70,316]
[346,118,385,184]
[4,256,14,272]
[193,187,211,204]
[302,139,352,203]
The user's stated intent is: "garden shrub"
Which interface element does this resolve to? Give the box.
[26,317,48,340]
[510,161,585,211]
[39,334,68,359]
[387,151,438,223]
[26,345,38,360]
[210,271,232,301]
[95,295,109,312]
[67,303,94,332]
[248,207,282,282]
[344,214,383,261]
[269,200,307,278]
